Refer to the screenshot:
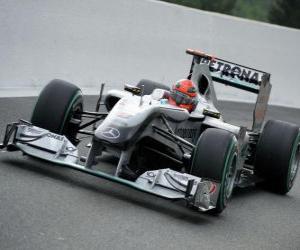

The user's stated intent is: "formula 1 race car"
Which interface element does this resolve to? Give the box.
[1,49,299,214]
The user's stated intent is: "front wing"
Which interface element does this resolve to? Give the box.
[0,121,221,212]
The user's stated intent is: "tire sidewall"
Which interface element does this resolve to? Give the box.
[286,133,300,190]
[218,141,237,211]
[255,120,300,194]
[31,79,83,141]
[60,90,83,134]
[190,129,238,213]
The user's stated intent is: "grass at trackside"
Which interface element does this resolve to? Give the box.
[159,0,300,29]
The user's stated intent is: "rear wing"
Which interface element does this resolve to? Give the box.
[186,49,272,132]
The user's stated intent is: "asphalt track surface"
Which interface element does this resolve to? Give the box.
[0,96,300,250]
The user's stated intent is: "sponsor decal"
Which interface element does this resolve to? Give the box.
[199,57,263,85]
[119,99,128,106]
[172,172,189,182]
[175,128,197,139]
[101,127,120,139]
[147,171,155,177]
[25,126,44,134]
[66,146,76,152]
[47,133,64,141]
[117,112,133,118]
[209,183,217,194]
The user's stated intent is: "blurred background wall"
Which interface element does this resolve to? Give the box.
[0,0,299,107]
[161,0,300,29]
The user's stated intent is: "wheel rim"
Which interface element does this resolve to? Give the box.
[66,102,83,139]
[224,153,237,200]
[60,91,83,133]
[288,142,300,188]
[62,93,83,142]
[70,103,83,123]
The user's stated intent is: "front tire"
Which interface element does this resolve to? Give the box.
[190,128,238,214]
[255,120,300,194]
[31,79,83,143]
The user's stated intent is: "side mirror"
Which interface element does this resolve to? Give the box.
[203,108,220,119]
[124,84,142,95]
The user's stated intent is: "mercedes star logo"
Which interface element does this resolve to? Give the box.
[101,127,120,139]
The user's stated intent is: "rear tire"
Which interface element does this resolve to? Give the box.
[190,128,238,214]
[255,120,300,194]
[136,79,170,95]
[31,79,83,143]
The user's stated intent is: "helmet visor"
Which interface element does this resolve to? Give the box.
[171,90,198,106]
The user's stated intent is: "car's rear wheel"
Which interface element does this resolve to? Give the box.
[136,79,170,95]
[31,79,83,144]
[255,120,300,194]
[190,128,238,214]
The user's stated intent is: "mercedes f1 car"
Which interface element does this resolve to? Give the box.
[1,49,299,214]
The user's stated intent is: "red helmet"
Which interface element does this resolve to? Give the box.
[169,79,198,112]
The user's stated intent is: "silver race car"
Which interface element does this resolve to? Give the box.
[1,49,299,214]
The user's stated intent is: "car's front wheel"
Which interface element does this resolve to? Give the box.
[31,79,83,144]
[190,128,238,214]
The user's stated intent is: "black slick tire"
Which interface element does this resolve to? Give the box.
[255,120,300,194]
[31,79,83,143]
[190,128,238,214]
[136,79,170,95]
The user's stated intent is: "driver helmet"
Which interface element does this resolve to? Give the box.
[169,79,198,112]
